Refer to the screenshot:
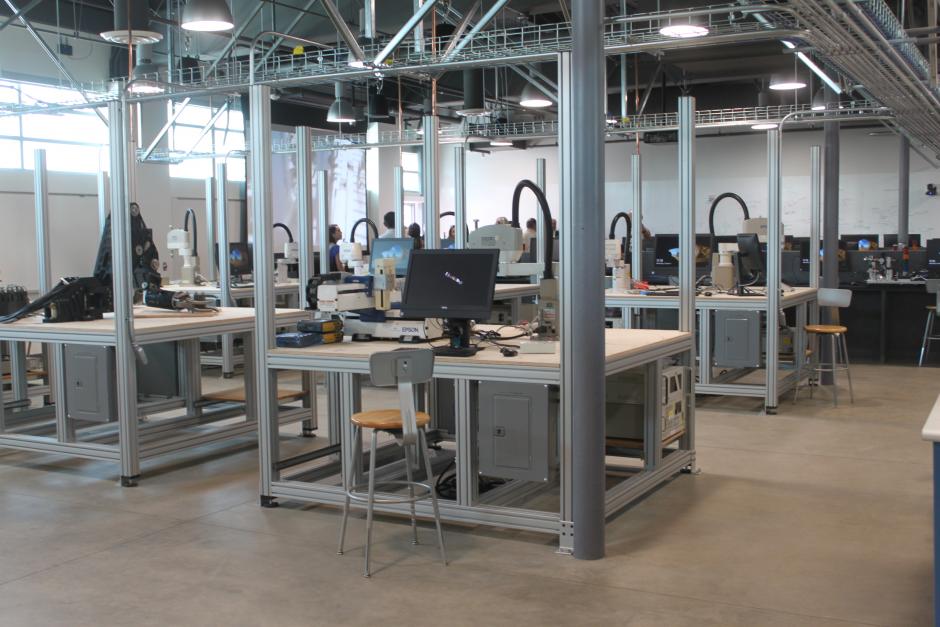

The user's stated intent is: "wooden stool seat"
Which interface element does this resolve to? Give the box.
[351,409,431,430]
[805,324,847,334]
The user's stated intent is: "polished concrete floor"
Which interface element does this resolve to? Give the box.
[0,363,933,626]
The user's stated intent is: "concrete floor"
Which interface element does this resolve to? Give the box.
[0,363,933,626]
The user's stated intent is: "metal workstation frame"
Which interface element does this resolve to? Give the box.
[613,105,882,412]
[0,107,313,486]
[249,2,698,559]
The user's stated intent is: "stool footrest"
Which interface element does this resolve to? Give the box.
[346,479,434,505]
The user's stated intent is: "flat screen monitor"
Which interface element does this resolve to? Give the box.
[737,233,766,287]
[401,249,499,321]
[369,237,414,276]
[792,237,811,268]
[840,234,879,251]
[695,234,715,266]
[883,233,922,248]
[654,234,680,267]
[440,238,456,250]
[927,239,940,273]
[229,242,253,275]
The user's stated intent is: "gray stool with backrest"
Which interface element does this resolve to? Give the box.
[918,279,940,366]
[337,348,446,577]
[795,287,854,406]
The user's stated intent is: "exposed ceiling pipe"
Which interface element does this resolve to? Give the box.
[318,0,366,63]
[373,0,440,65]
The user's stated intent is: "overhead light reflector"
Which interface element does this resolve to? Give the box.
[659,22,709,38]
[751,123,778,130]
[181,0,234,32]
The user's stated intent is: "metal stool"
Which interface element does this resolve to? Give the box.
[795,288,854,406]
[919,280,940,366]
[337,349,446,577]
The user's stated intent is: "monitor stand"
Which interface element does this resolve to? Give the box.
[433,319,480,357]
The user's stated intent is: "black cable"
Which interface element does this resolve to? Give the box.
[708,192,750,238]
[272,222,294,243]
[510,179,554,280]
[183,208,198,253]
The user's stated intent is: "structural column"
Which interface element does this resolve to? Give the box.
[821,92,840,385]
[677,98,696,334]
[109,98,140,485]
[765,128,782,412]
[536,158,547,267]
[317,170,330,275]
[559,0,606,560]
[631,153,642,279]
[393,165,405,241]
[810,146,822,327]
[422,114,441,249]
[249,84,280,502]
[898,135,910,247]
[454,146,467,249]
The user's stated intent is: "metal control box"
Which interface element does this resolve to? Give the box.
[64,342,179,423]
[64,345,117,423]
[713,310,762,368]
[478,381,558,482]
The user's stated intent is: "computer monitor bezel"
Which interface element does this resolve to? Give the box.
[883,233,922,248]
[401,249,500,321]
[368,237,415,276]
[653,234,680,267]
[229,242,253,275]
[736,233,766,286]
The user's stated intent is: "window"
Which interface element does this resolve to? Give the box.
[401,150,421,193]
[167,101,246,181]
[0,79,108,173]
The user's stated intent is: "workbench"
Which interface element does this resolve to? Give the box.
[0,306,311,485]
[921,396,940,625]
[261,327,695,553]
[163,282,303,376]
[605,287,818,412]
[841,281,933,364]
[493,282,540,322]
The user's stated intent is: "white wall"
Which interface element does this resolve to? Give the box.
[0,164,243,290]
[443,127,940,242]
[0,27,111,84]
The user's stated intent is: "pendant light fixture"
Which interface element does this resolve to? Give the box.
[127,44,165,94]
[659,15,709,39]
[181,0,234,32]
[811,87,827,111]
[519,82,552,108]
[101,0,162,44]
[769,71,806,91]
[327,83,358,124]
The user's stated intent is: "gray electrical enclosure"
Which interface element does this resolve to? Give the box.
[478,381,557,482]
[64,342,179,423]
[713,310,762,368]
[64,345,117,423]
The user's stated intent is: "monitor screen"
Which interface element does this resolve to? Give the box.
[841,234,879,251]
[884,233,922,248]
[369,237,414,276]
[440,238,456,250]
[654,234,680,267]
[229,243,253,275]
[927,239,940,270]
[695,234,715,266]
[401,249,499,321]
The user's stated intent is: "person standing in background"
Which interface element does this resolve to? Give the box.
[523,218,537,251]
[328,224,344,272]
[408,223,424,250]
[381,211,397,238]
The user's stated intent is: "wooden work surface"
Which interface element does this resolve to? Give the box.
[0,306,309,346]
[268,326,692,384]
[161,282,300,299]
[605,286,817,308]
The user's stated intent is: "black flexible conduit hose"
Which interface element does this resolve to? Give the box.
[272,222,294,243]
[349,217,379,251]
[510,179,554,280]
[183,208,197,253]
[708,192,750,238]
